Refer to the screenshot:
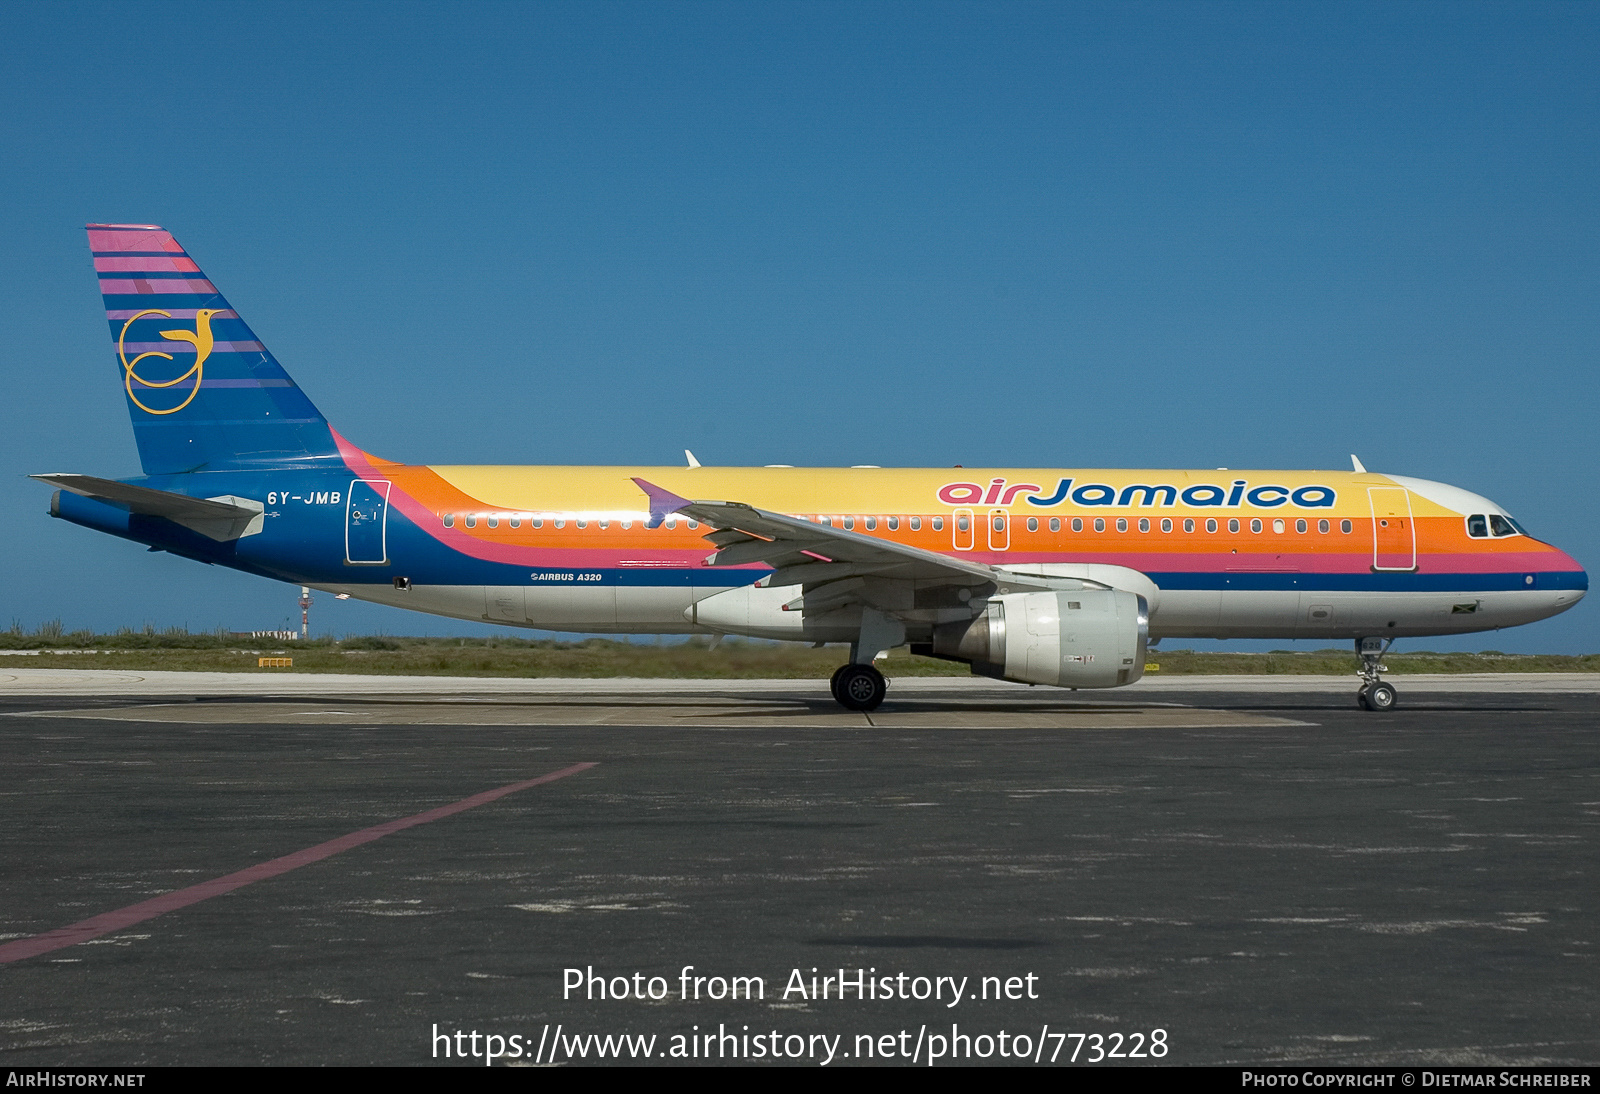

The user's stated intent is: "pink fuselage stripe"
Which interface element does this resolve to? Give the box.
[0,762,597,964]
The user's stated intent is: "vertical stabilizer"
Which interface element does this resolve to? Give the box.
[87,224,339,475]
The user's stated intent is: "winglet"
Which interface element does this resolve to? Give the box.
[1350,454,1367,474]
[685,449,701,469]
[632,477,693,529]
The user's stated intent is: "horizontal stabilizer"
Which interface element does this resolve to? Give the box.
[32,474,263,542]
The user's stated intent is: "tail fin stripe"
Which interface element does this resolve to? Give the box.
[106,307,236,321]
[121,340,264,354]
[98,281,217,295]
[98,270,208,279]
[91,250,192,259]
[94,257,201,272]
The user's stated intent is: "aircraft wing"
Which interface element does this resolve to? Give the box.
[32,474,264,542]
[631,477,1000,598]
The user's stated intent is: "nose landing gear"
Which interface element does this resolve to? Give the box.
[1356,637,1397,711]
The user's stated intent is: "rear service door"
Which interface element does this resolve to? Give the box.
[1368,487,1416,571]
[346,479,392,565]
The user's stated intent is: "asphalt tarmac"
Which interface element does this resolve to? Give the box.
[0,674,1595,1067]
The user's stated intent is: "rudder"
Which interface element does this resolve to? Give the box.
[88,223,340,475]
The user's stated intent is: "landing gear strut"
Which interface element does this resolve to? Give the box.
[831,662,887,711]
[1355,637,1397,712]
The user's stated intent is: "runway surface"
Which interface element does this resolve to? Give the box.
[0,672,1595,1066]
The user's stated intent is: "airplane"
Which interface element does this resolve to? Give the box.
[34,224,1587,713]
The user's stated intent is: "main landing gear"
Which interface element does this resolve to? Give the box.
[1356,637,1397,712]
[831,662,887,712]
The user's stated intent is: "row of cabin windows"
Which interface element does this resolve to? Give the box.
[442,514,700,530]
[441,512,949,533]
[823,516,943,531]
[441,512,1355,536]
[1014,516,1354,535]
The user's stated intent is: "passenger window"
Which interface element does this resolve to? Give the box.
[993,516,1004,532]
[1115,518,1127,532]
[1273,519,1285,533]
[1138,518,1149,532]
[1250,518,1262,533]
[576,519,586,529]
[1467,514,1488,538]
[1093,518,1105,532]
[1160,518,1172,532]
[464,515,477,529]
[1027,517,1038,532]
[844,517,856,530]
[1184,518,1195,532]
[509,516,520,529]
[910,517,921,530]
[1049,517,1060,532]
[1228,519,1239,533]
[887,517,899,531]
[1318,519,1329,533]
[488,515,499,529]
[933,517,944,531]
[1072,518,1083,532]
[532,517,543,529]
[865,517,877,530]
[1490,515,1517,537]
[1340,519,1352,533]
[442,513,454,528]
[688,520,698,529]
[621,520,631,530]
[1296,519,1307,533]
[954,517,966,532]
[1206,518,1217,533]
[599,520,609,530]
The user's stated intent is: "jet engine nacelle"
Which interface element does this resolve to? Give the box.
[929,589,1149,689]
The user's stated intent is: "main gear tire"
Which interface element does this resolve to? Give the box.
[834,664,887,712]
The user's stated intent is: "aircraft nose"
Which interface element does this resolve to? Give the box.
[1541,547,1587,605]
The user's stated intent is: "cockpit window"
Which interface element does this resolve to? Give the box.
[1489,514,1518,537]
[1466,514,1488,538]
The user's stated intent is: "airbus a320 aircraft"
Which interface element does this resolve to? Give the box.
[36,225,1587,712]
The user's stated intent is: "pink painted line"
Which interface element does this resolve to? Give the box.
[94,256,201,273]
[0,762,597,965]
[120,340,265,354]
[105,307,238,321]
[99,279,217,294]
[87,228,182,253]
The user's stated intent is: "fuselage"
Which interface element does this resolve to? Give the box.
[53,444,1588,643]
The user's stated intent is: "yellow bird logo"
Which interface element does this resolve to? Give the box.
[117,308,221,415]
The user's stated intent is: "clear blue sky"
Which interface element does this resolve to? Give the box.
[2,1,1596,650]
